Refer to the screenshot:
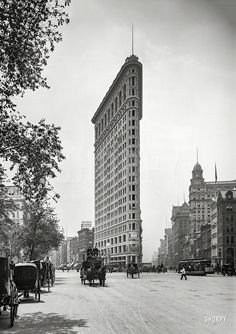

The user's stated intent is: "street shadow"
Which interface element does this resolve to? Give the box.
[5,312,88,333]
[19,298,45,304]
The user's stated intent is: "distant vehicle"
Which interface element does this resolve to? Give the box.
[178,259,210,276]
[0,257,19,327]
[59,264,69,272]
[127,263,140,279]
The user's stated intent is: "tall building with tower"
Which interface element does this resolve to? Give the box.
[188,161,236,259]
[91,54,143,267]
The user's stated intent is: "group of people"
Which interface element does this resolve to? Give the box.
[87,246,99,257]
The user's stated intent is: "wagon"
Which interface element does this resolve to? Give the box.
[127,263,140,278]
[80,256,106,287]
[14,263,40,301]
[40,261,55,291]
[0,257,19,327]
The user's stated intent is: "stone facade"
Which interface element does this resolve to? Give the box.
[217,190,236,267]
[77,227,94,264]
[189,162,236,259]
[171,202,189,267]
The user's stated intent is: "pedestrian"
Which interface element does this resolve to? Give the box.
[180,267,187,280]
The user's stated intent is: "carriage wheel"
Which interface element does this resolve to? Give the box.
[36,290,41,302]
[47,277,50,292]
[37,290,41,302]
[51,276,54,287]
[10,293,15,327]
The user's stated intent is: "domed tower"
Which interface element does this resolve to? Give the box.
[192,162,204,181]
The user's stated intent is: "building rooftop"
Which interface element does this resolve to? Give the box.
[91,54,141,124]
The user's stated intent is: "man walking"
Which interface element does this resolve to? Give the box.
[180,267,187,280]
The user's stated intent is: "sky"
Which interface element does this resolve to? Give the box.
[16,0,236,262]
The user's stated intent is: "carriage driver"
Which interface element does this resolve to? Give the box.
[87,246,93,257]
[92,246,99,257]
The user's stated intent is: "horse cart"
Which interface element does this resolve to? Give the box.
[0,257,18,327]
[40,260,55,292]
[80,256,106,287]
[14,263,41,302]
[127,263,140,278]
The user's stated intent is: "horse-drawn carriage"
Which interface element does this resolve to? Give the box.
[40,260,55,291]
[127,263,140,278]
[80,255,106,287]
[0,257,18,327]
[14,263,41,301]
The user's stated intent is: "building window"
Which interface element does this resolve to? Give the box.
[111,103,114,117]
[123,84,126,101]
[119,91,122,107]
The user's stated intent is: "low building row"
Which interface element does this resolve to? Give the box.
[50,221,94,268]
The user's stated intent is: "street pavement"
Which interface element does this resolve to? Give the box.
[0,270,235,334]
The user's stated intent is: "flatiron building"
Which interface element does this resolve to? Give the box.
[91,54,143,267]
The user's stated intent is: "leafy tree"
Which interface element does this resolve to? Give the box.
[0,0,71,201]
[0,0,71,256]
[0,0,71,106]
[20,201,64,260]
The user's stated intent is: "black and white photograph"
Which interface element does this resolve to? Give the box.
[0,0,235,333]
